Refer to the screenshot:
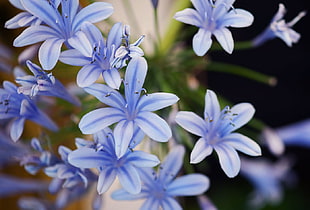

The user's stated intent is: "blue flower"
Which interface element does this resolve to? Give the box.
[240,157,294,208]
[68,128,160,194]
[0,81,58,141]
[79,57,179,158]
[252,4,306,47]
[44,145,89,191]
[13,0,113,70]
[174,0,254,55]
[60,22,123,89]
[111,145,210,210]
[15,60,80,106]
[175,89,261,177]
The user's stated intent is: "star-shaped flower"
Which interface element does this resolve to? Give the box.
[79,57,179,158]
[12,0,113,70]
[68,128,160,194]
[252,4,306,47]
[174,0,254,55]
[112,145,210,210]
[175,89,261,177]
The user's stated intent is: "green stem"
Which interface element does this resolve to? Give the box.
[153,8,161,53]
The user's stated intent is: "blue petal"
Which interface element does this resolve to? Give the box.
[5,12,37,29]
[97,168,117,194]
[77,64,102,87]
[193,28,212,56]
[72,2,114,32]
[61,0,79,22]
[137,93,179,112]
[57,165,75,179]
[102,68,122,90]
[21,0,64,33]
[222,103,255,135]
[175,111,207,137]
[80,22,104,45]
[220,9,254,28]
[204,89,221,123]
[213,28,234,54]
[13,25,59,47]
[118,164,141,194]
[214,144,240,178]
[124,57,147,103]
[83,83,125,109]
[107,22,123,49]
[68,31,93,57]
[174,8,202,27]
[159,145,184,184]
[161,197,182,210]
[68,147,106,169]
[190,138,213,164]
[221,133,261,156]
[9,0,24,10]
[39,38,64,70]
[60,49,92,66]
[141,198,160,210]
[113,120,134,158]
[191,0,208,17]
[111,189,146,200]
[135,112,171,142]
[79,107,124,134]
[167,174,210,196]
[58,145,72,161]
[10,117,26,142]
[126,151,160,167]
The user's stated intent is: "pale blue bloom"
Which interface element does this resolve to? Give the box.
[60,22,123,89]
[68,128,160,194]
[79,57,179,158]
[252,4,306,47]
[13,0,113,70]
[15,60,80,106]
[113,25,145,69]
[44,146,90,191]
[240,157,295,208]
[112,145,210,210]
[174,0,254,55]
[175,89,261,177]
[0,81,58,141]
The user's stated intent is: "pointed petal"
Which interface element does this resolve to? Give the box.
[191,0,208,16]
[222,103,255,134]
[213,28,234,54]
[97,168,117,194]
[159,145,185,184]
[214,144,240,178]
[135,112,171,142]
[79,107,124,134]
[161,197,182,210]
[5,12,36,29]
[21,0,63,32]
[221,133,261,156]
[190,138,213,164]
[111,189,146,200]
[167,174,210,196]
[193,28,212,56]
[68,31,93,57]
[204,89,221,122]
[72,2,114,31]
[39,38,64,70]
[118,164,141,194]
[137,93,179,112]
[10,117,26,142]
[84,83,125,109]
[113,120,134,158]
[102,68,122,90]
[124,57,147,102]
[220,9,254,28]
[175,111,207,137]
[81,22,104,45]
[76,65,102,87]
[59,49,92,66]
[127,151,160,167]
[68,147,106,168]
[174,8,202,27]
[107,22,123,48]
[13,26,59,47]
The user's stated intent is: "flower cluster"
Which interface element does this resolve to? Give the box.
[0,0,307,209]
